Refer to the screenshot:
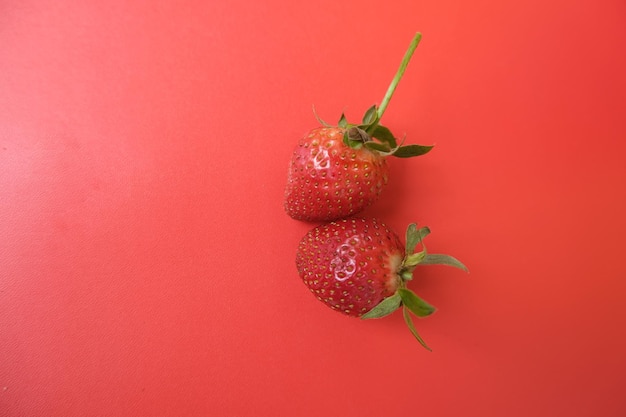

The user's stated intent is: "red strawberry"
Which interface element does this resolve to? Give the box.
[295,217,468,350]
[284,33,433,222]
[284,126,391,222]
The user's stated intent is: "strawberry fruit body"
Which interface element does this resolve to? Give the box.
[284,126,390,222]
[295,217,468,350]
[284,32,433,222]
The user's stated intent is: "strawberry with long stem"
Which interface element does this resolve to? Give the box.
[285,33,432,222]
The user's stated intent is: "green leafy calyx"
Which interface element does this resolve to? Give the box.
[362,223,469,351]
[313,32,433,158]
[332,107,433,158]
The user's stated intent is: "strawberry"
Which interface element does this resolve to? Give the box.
[295,217,467,350]
[284,33,434,222]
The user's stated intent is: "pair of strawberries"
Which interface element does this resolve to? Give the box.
[283,33,467,350]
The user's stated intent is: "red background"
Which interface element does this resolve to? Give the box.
[2,0,626,416]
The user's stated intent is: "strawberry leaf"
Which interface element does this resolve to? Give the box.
[342,131,363,149]
[419,254,469,272]
[398,288,436,317]
[402,306,432,351]
[362,104,379,125]
[347,127,371,143]
[404,251,426,268]
[406,223,419,254]
[338,113,348,128]
[405,224,430,255]
[363,141,392,153]
[393,144,434,158]
[370,125,398,148]
[361,292,402,319]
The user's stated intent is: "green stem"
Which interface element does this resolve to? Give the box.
[376,32,422,121]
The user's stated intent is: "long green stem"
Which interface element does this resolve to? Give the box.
[377,32,422,120]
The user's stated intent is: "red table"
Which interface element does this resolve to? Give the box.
[2,1,626,416]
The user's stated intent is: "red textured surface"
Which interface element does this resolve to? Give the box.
[1,0,625,416]
[296,218,405,317]
[284,127,390,222]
